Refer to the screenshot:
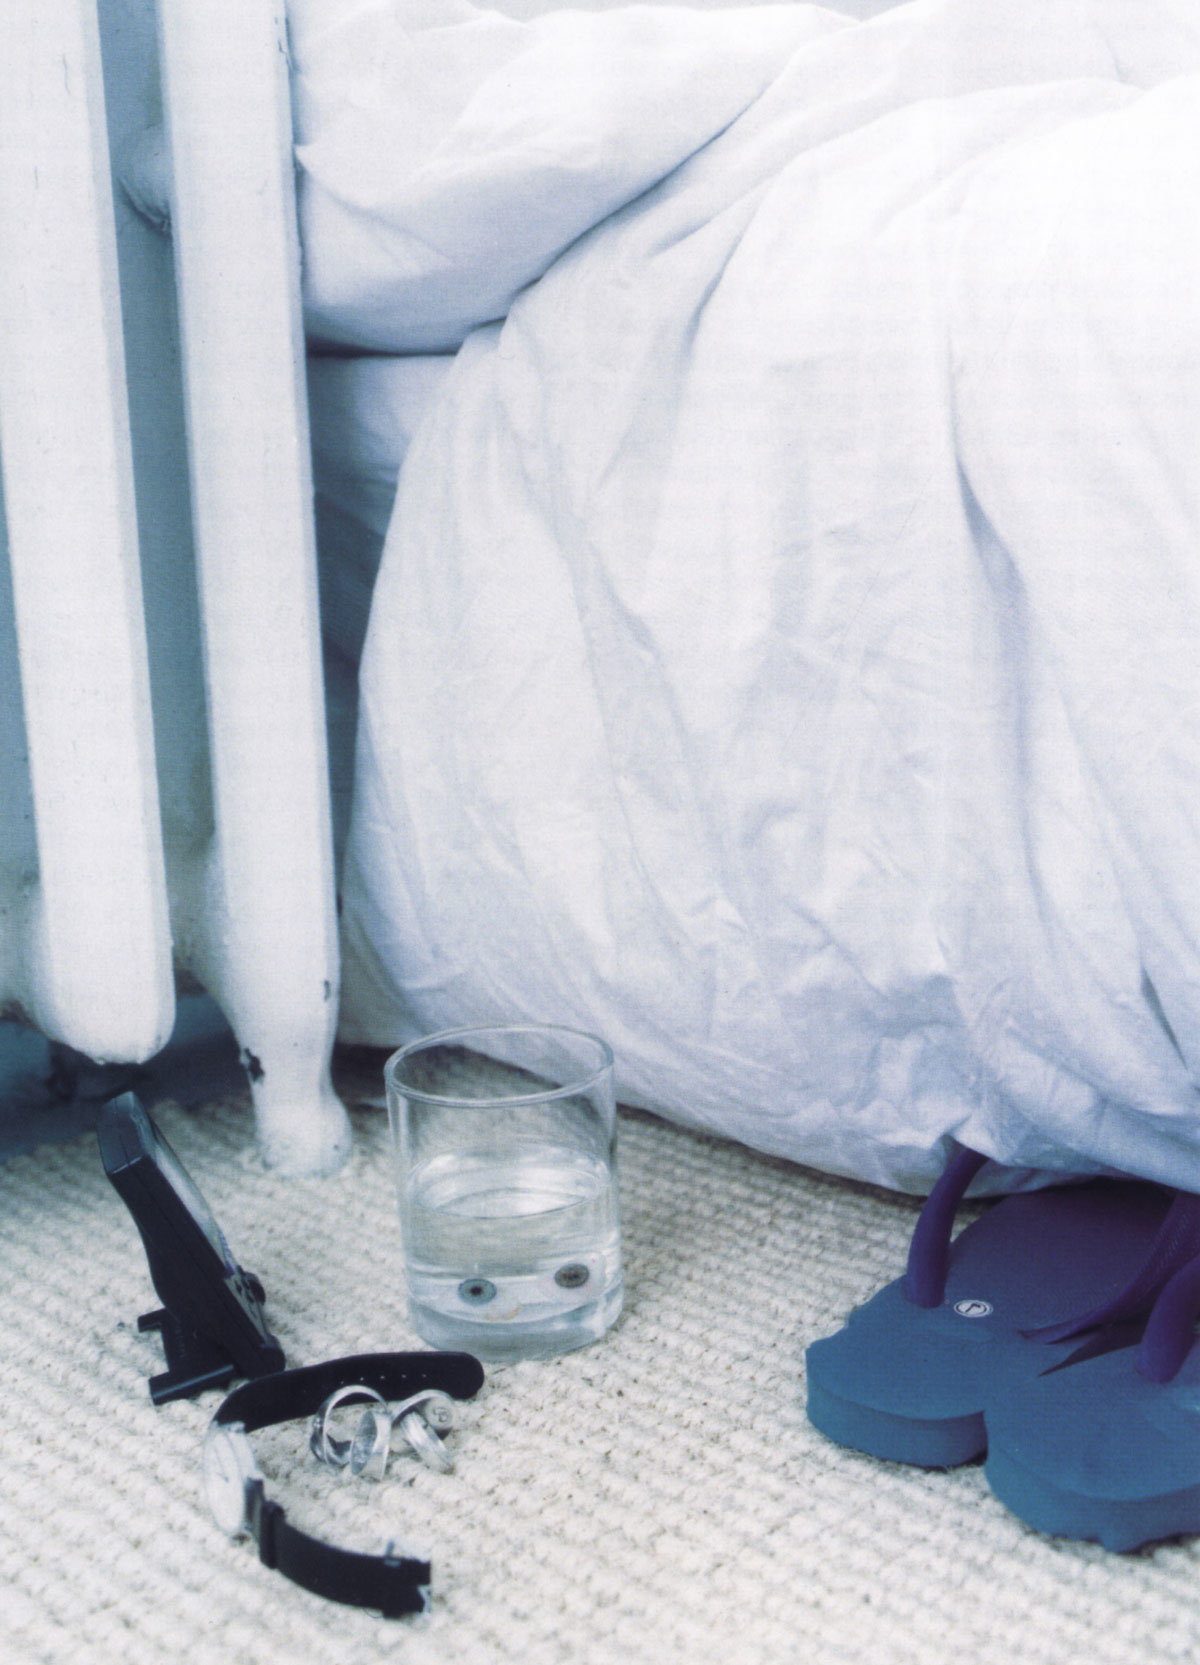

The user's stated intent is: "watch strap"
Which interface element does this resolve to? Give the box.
[247,1483,430,1617]
[214,1351,485,1433]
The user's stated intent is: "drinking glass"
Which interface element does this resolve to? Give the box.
[385,1024,622,1362]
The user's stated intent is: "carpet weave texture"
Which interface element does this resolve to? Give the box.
[2,1069,1197,1665]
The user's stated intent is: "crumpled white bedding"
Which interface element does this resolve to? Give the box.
[307,353,454,666]
[312,0,1200,1192]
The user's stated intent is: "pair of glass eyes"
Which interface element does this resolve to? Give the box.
[309,1386,457,1480]
[457,1262,592,1305]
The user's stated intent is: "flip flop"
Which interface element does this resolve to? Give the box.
[804,1147,1178,1469]
[983,1241,1200,1551]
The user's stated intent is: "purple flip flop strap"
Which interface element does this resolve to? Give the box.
[1025,1190,1200,1384]
[902,1144,1200,1383]
[902,1145,989,1309]
[1137,1248,1200,1382]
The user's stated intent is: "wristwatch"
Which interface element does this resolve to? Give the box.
[202,1351,485,1617]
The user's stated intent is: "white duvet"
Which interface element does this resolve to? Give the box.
[315,0,1200,1191]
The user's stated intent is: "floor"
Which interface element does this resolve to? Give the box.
[0,995,247,1161]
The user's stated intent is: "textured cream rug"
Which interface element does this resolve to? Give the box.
[2,1058,1197,1665]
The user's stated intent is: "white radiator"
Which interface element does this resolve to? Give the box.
[0,0,351,1174]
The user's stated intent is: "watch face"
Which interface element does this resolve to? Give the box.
[202,1423,260,1537]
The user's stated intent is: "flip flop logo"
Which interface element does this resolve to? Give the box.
[953,1298,994,1318]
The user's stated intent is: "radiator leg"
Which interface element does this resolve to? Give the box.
[156,0,351,1174]
[239,1027,351,1179]
[172,844,352,1177]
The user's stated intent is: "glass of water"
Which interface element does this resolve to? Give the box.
[385,1024,623,1362]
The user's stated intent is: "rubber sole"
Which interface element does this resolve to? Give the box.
[806,1379,985,1469]
[985,1443,1200,1553]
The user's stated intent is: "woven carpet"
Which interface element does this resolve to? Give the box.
[3,1056,1197,1665]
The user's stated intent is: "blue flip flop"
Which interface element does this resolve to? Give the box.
[805,1147,1178,1469]
[984,1238,1200,1551]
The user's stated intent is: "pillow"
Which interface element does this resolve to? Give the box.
[289,2,847,350]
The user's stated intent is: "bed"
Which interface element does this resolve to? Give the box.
[285,0,1200,1195]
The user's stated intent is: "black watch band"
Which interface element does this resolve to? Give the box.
[212,1350,485,1433]
[246,1479,430,1618]
[206,1351,485,1617]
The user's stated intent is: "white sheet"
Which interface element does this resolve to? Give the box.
[326,0,1200,1192]
[307,351,454,867]
[308,352,454,665]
